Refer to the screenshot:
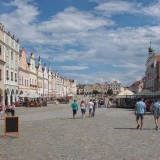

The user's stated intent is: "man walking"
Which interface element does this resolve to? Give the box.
[135,98,146,130]
[88,100,94,117]
[71,100,78,119]
[150,99,160,130]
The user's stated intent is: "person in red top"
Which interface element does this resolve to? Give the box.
[10,102,15,116]
[0,103,4,119]
[145,99,151,112]
[5,103,11,116]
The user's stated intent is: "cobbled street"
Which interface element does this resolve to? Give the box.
[0,101,160,160]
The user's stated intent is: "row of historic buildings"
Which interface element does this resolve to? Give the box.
[0,23,76,106]
[77,81,121,95]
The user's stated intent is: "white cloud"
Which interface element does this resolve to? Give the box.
[59,66,88,71]
[112,63,144,70]
[142,1,160,18]
[95,0,141,16]
[39,7,114,34]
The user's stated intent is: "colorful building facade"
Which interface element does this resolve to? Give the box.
[37,56,43,96]
[28,53,37,93]
[4,29,19,105]
[19,48,30,94]
[43,63,48,97]
[0,23,5,105]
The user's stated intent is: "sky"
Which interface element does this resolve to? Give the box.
[0,0,160,86]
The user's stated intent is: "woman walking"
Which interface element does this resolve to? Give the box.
[80,100,86,118]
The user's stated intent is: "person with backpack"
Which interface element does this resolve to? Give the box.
[71,100,78,119]
[92,99,97,117]
[151,99,160,130]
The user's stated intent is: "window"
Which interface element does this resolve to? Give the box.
[6,48,9,57]
[11,52,13,60]
[22,77,23,85]
[15,73,17,82]
[11,72,13,81]
[6,70,9,80]
[0,69,1,80]
[19,77,21,85]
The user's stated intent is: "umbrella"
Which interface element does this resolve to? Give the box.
[68,94,74,97]
[136,89,153,96]
[19,92,40,98]
[116,90,135,98]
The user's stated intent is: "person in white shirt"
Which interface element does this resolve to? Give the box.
[88,100,94,117]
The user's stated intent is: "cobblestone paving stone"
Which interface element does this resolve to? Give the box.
[0,103,160,160]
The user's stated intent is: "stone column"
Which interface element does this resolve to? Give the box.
[7,95,10,105]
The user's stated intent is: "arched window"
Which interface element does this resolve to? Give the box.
[15,73,17,82]
[11,51,13,60]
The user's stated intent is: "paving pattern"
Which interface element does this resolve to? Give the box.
[0,102,160,160]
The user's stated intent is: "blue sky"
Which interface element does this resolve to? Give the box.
[0,0,160,86]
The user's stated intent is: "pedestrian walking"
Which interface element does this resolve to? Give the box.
[104,97,108,108]
[80,100,86,118]
[0,103,4,119]
[71,100,78,119]
[10,102,15,116]
[135,97,146,130]
[150,99,160,130]
[5,103,11,116]
[88,100,94,117]
[92,99,97,117]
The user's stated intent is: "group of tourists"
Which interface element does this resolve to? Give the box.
[71,99,97,119]
[135,97,160,130]
[0,102,15,119]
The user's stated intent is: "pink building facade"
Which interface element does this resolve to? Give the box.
[19,48,30,94]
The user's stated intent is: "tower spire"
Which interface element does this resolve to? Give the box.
[148,39,153,55]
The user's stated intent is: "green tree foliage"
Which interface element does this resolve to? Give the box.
[107,89,113,95]
[92,90,99,95]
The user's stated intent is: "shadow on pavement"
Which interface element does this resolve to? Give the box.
[0,135,18,139]
[114,128,155,130]
[114,128,137,130]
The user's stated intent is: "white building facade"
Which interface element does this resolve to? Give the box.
[4,31,19,105]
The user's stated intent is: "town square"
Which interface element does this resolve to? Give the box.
[1,97,160,160]
[1,0,160,160]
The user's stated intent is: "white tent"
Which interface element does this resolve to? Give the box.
[117,90,135,98]
[68,94,74,97]
[19,92,41,98]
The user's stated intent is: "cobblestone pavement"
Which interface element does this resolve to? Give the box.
[0,103,160,160]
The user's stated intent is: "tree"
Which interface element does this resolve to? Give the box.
[92,90,99,95]
[107,89,113,95]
